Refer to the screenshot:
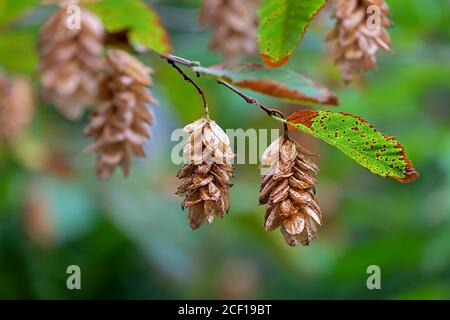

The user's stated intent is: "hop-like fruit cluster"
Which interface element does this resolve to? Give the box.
[259,136,321,246]
[38,4,104,120]
[84,49,156,179]
[176,118,234,229]
[199,0,259,65]
[0,75,34,141]
[327,0,392,83]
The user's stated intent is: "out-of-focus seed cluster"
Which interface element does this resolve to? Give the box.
[38,4,105,120]
[327,0,392,83]
[0,75,34,141]
[83,49,156,180]
[199,0,259,65]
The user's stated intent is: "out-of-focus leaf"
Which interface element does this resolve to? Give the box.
[88,0,172,54]
[0,28,38,74]
[11,133,47,171]
[285,110,419,182]
[332,233,427,280]
[0,0,37,29]
[193,64,338,106]
[257,0,327,67]
[394,284,450,300]
[421,226,450,275]
[101,181,200,283]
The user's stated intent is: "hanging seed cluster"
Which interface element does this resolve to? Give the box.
[259,137,321,246]
[37,4,105,120]
[199,0,259,65]
[0,75,34,141]
[176,118,234,229]
[327,0,392,83]
[84,49,156,180]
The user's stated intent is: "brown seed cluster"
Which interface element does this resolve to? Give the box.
[84,49,156,180]
[176,118,234,229]
[199,0,259,65]
[0,75,34,141]
[327,0,392,83]
[38,5,104,120]
[259,137,321,246]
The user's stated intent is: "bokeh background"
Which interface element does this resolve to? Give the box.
[0,0,449,299]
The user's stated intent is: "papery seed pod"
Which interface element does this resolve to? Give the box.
[199,0,259,65]
[84,49,156,180]
[37,2,105,120]
[326,0,392,83]
[259,136,321,246]
[177,118,234,229]
[0,75,34,141]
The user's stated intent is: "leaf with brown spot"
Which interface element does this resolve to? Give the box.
[193,64,338,106]
[284,110,419,183]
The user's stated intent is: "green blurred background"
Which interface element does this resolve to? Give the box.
[0,0,449,299]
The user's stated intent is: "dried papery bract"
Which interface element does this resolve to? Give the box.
[0,75,34,141]
[199,0,259,65]
[176,118,234,229]
[37,3,104,120]
[259,136,321,246]
[84,49,156,179]
[327,0,392,83]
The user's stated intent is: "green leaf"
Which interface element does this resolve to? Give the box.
[88,0,171,54]
[258,0,327,67]
[332,233,426,281]
[193,64,338,106]
[0,28,38,74]
[285,110,419,182]
[0,0,37,29]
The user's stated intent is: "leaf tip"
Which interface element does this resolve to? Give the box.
[155,15,173,54]
[324,93,339,106]
[261,54,289,68]
[392,141,420,183]
[395,168,420,183]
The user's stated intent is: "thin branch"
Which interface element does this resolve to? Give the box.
[217,80,285,119]
[163,53,288,134]
[217,80,288,135]
[163,54,200,67]
[166,58,209,118]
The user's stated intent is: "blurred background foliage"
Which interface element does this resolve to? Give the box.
[0,0,449,299]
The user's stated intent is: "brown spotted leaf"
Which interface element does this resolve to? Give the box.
[285,110,419,182]
[193,64,338,106]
